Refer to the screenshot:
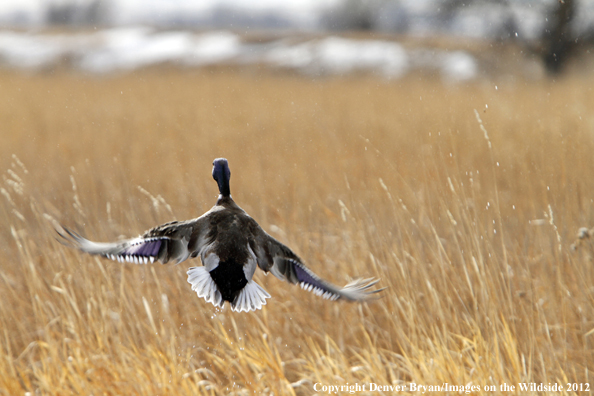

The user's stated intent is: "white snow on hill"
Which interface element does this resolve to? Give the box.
[0,28,478,82]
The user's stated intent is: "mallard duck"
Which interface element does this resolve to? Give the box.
[58,158,382,312]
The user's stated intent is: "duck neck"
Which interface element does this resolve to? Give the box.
[218,178,231,198]
[216,194,234,206]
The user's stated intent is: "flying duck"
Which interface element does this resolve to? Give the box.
[58,158,382,312]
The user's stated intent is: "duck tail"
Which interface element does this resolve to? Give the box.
[187,266,224,308]
[231,281,271,313]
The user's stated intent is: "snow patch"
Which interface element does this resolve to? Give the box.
[0,28,478,82]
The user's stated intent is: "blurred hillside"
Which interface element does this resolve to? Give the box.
[0,0,593,76]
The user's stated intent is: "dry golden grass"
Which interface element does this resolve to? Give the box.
[1,68,594,395]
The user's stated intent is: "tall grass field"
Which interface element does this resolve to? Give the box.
[1,69,593,395]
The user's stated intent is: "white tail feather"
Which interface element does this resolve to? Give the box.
[187,267,224,308]
[187,267,271,312]
[231,281,271,313]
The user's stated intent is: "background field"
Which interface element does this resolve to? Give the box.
[1,68,594,395]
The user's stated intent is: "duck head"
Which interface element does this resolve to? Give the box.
[212,158,231,197]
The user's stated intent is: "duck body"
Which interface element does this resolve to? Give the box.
[59,158,381,313]
[187,196,271,311]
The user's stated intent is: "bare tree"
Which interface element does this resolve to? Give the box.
[541,0,576,74]
[45,0,112,26]
[321,0,385,31]
[436,0,519,41]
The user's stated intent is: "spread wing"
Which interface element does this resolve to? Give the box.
[57,215,211,265]
[250,226,383,302]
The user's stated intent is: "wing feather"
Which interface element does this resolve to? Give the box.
[57,214,211,265]
[251,226,383,302]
